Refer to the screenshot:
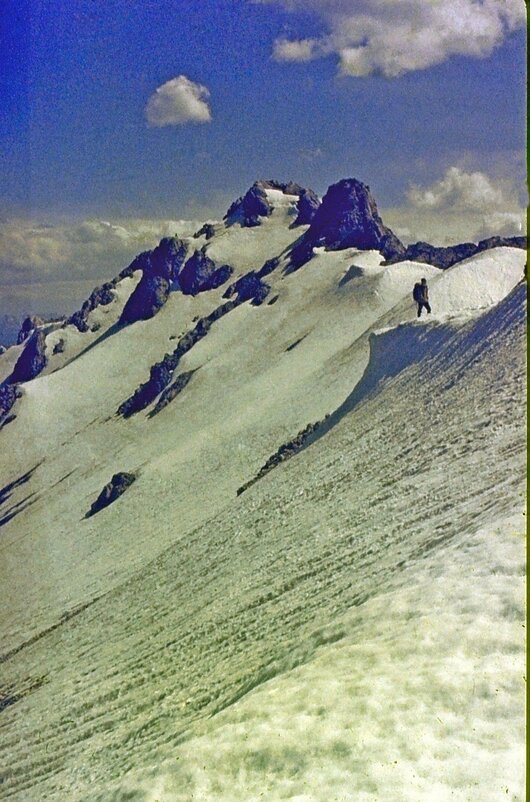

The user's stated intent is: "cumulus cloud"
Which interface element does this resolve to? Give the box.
[407,166,517,212]
[383,166,526,245]
[260,0,526,77]
[145,75,212,127]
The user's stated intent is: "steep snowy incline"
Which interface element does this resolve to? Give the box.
[0,246,447,651]
[0,247,524,656]
[0,270,525,801]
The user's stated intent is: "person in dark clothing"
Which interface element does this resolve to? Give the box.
[413,277,431,317]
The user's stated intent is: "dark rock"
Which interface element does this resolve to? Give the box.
[237,419,325,495]
[150,370,197,416]
[294,188,321,225]
[258,179,306,195]
[258,257,280,278]
[290,178,405,269]
[224,180,319,228]
[52,339,65,355]
[68,282,116,332]
[85,472,136,518]
[383,235,528,270]
[0,346,6,355]
[10,330,47,383]
[477,235,527,251]
[149,237,187,282]
[267,295,279,305]
[120,250,151,279]
[119,275,170,325]
[0,383,21,422]
[193,223,216,240]
[118,300,238,417]
[69,238,186,332]
[225,182,272,227]
[179,249,233,295]
[118,237,187,325]
[223,272,270,305]
[17,316,44,345]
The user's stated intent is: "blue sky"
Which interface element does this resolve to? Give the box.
[0,0,526,319]
[1,0,526,218]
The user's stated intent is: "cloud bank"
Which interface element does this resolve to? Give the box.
[146,76,212,126]
[0,218,200,285]
[384,166,526,245]
[262,0,526,77]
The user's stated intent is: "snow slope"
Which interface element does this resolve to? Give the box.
[0,190,526,802]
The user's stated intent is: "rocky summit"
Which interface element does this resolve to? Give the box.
[291,178,405,268]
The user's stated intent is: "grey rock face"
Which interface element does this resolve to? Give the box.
[119,237,188,325]
[290,178,405,269]
[150,370,197,416]
[10,330,47,383]
[237,419,325,495]
[193,223,216,240]
[85,472,136,518]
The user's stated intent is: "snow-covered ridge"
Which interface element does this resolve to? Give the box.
[0,177,526,802]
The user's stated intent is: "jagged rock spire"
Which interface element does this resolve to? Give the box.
[291,178,405,268]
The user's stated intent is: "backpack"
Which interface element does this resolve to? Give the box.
[413,283,422,302]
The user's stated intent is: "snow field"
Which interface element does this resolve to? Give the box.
[125,515,524,802]
[0,187,526,802]
[0,275,525,801]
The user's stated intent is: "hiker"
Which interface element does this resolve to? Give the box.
[413,278,431,318]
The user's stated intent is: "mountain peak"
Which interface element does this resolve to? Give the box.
[224,179,320,228]
[290,177,405,267]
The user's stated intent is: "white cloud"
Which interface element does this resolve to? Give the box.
[145,75,212,127]
[383,166,526,245]
[0,217,203,287]
[407,166,517,212]
[298,146,324,161]
[273,37,318,61]
[260,0,526,77]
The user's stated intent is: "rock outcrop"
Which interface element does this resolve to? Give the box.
[85,472,136,518]
[150,369,198,416]
[179,249,234,296]
[193,223,216,240]
[384,235,528,269]
[223,271,270,305]
[0,383,21,425]
[290,178,405,269]
[10,330,47,383]
[225,182,273,227]
[120,275,170,325]
[119,237,187,325]
[237,419,326,495]
[225,180,320,228]
[17,316,44,345]
[68,283,116,332]
[118,300,237,418]
[294,188,321,226]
